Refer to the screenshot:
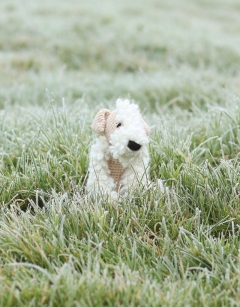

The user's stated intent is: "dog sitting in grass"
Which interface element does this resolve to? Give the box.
[87,99,150,199]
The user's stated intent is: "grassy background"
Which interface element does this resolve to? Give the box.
[0,0,240,306]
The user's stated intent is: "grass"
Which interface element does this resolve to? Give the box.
[0,0,240,305]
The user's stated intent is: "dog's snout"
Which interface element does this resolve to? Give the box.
[127,140,141,151]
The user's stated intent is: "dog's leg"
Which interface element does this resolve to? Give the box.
[119,148,150,195]
[87,137,116,196]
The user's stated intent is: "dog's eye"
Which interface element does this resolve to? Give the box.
[116,123,122,128]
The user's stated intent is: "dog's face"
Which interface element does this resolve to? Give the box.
[92,99,150,160]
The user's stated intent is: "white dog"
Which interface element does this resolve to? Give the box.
[87,99,150,199]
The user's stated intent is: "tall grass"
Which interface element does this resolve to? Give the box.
[0,0,240,306]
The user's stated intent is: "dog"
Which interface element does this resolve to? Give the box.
[86,99,150,199]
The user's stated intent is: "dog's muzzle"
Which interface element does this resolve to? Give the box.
[127,140,141,151]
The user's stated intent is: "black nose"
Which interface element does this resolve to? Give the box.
[127,140,141,151]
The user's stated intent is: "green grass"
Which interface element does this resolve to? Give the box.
[0,0,240,306]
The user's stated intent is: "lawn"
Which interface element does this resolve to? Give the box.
[0,0,240,306]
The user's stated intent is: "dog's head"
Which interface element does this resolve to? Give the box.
[92,99,150,159]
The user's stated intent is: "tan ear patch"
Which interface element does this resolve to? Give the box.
[91,109,111,133]
[142,119,150,135]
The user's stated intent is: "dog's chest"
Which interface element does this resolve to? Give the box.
[108,157,124,189]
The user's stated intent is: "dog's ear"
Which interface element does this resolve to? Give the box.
[142,119,150,135]
[91,109,111,133]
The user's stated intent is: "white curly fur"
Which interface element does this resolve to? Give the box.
[87,99,150,199]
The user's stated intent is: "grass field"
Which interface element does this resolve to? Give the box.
[1,0,240,306]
